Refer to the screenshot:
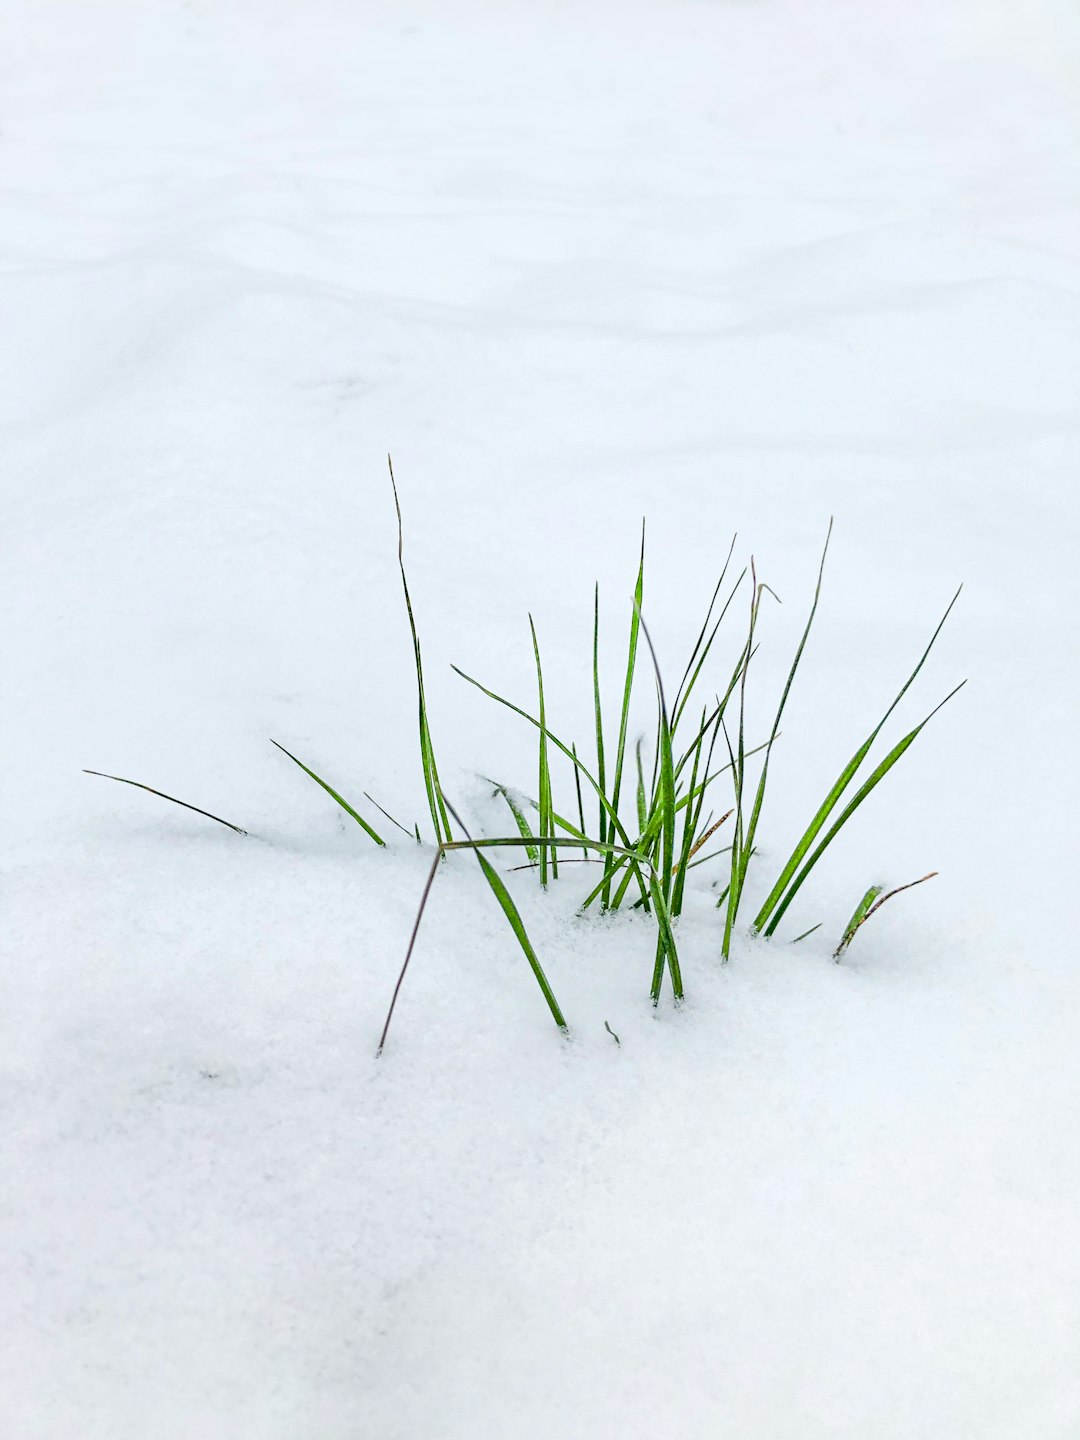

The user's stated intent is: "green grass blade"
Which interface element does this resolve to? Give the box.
[636,607,680,999]
[82,769,248,836]
[388,455,452,846]
[674,626,752,784]
[673,708,724,914]
[635,737,648,833]
[752,587,963,934]
[571,743,588,858]
[636,609,676,886]
[722,569,762,958]
[720,715,742,956]
[790,921,822,944]
[647,871,683,1002]
[380,826,657,1054]
[686,843,733,872]
[672,554,747,734]
[741,520,831,887]
[442,798,567,1030]
[593,581,608,871]
[485,779,540,863]
[529,614,556,884]
[604,521,645,906]
[473,850,567,1027]
[270,740,385,845]
[764,683,964,935]
[836,884,883,955]
[672,707,705,917]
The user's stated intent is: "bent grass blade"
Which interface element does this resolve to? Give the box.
[388,455,452,846]
[82,769,249,836]
[485,778,540,863]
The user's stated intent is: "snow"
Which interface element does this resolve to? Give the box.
[3,0,1079,1435]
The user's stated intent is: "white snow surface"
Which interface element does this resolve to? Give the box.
[3,1,1080,1436]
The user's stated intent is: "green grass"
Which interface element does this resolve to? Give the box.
[85,463,965,1052]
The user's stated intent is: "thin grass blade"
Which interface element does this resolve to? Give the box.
[83,769,248,836]
[593,581,608,871]
[485,778,540,863]
[442,798,567,1031]
[388,455,452,845]
[603,522,645,906]
[363,792,420,842]
[377,848,441,1055]
[270,740,385,846]
[529,614,556,884]
[740,520,831,888]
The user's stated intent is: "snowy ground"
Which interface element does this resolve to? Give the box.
[3,2,1080,1436]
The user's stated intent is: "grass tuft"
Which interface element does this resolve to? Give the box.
[87,468,964,1054]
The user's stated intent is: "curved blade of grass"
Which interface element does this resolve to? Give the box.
[834,872,937,959]
[442,798,567,1032]
[270,740,385,846]
[753,586,963,934]
[82,769,248,836]
[485,778,540,863]
[388,455,451,846]
[764,683,964,936]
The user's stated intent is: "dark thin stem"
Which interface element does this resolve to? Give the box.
[377,849,442,1056]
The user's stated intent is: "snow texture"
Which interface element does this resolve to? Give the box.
[3,1,1079,1436]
